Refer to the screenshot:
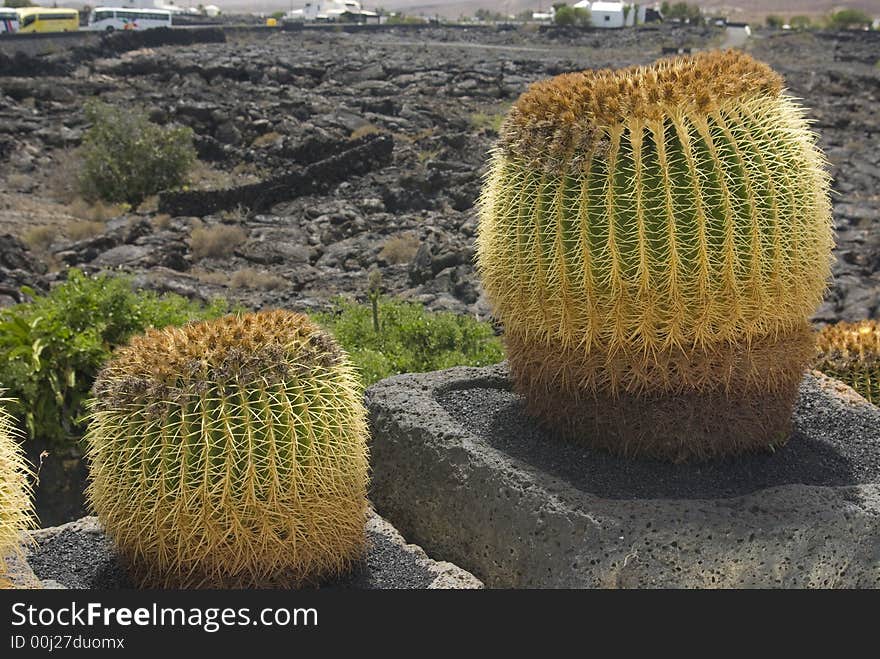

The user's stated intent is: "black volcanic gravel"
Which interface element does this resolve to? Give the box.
[323,531,433,590]
[28,526,434,590]
[28,527,133,589]
[437,375,880,500]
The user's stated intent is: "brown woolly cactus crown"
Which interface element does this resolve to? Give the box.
[86,310,370,588]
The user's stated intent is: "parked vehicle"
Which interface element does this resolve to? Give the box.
[16,7,80,33]
[0,9,19,34]
[87,7,172,32]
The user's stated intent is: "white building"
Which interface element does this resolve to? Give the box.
[287,0,377,22]
[587,2,647,28]
[538,2,649,28]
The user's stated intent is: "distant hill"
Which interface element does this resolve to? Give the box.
[218,0,879,22]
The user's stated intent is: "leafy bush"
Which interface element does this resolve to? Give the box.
[553,4,591,26]
[78,101,196,207]
[789,15,812,30]
[0,269,227,445]
[827,9,871,29]
[315,297,504,387]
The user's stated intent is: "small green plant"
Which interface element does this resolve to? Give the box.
[789,15,812,30]
[315,297,504,387]
[0,394,35,585]
[827,9,871,30]
[0,269,227,445]
[78,101,196,207]
[367,270,382,333]
[470,108,509,134]
[553,4,591,26]
[765,15,784,28]
[86,310,369,588]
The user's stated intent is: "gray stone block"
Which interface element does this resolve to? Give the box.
[366,363,880,588]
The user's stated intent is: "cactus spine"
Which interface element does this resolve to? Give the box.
[816,320,880,405]
[1,395,35,585]
[477,51,833,460]
[85,310,370,588]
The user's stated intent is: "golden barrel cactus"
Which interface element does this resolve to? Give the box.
[816,320,880,405]
[85,310,370,588]
[477,50,833,460]
[1,395,35,586]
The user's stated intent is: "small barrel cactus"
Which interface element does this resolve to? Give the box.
[816,320,880,405]
[477,50,833,460]
[1,395,35,584]
[85,310,370,588]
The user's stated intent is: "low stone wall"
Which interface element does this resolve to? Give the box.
[158,133,394,217]
[0,27,228,75]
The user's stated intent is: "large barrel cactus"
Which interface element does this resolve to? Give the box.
[477,50,833,461]
[1,395,35,584]
[85,310,370,588]
[816,320,880,405]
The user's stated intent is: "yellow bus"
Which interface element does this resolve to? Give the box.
[16,7,80,34]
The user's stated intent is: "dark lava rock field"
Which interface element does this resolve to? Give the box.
[1,25,878,322]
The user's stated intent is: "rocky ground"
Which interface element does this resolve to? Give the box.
[4,24,875,323]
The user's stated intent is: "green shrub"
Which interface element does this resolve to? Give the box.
[553,4,591,26]
[0,269,227,445]
[827,9,871,30]
[315,297,504,387]
[789,15,812,30]
[78,101,197,207]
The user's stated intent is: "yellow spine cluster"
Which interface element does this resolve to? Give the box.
[816,320,880,404]
[0,396,35,586]
[477,51,834,459]
[86,310,370,588]
[479,52,831,362]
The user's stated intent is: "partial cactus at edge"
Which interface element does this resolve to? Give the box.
[477,50,834,460]
[1,395,35,585]
[816,320,880,405]
[85,310,370,588]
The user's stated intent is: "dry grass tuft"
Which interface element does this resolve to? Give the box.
[349,124,383,141]
[229,268,288,291]
[379,232,421,265]
[151,214,172,230]
[188,161,262,192]
[252,131,283,148]
[69,198,123,223]
[21,225,56,252]
[192,269,230,286]
[66,220,106,242]
[138,196,160,213]
[5,173,33,192]
[190,224,246,259]
[48,149,83,204]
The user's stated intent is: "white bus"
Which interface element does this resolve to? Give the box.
[0,9,20,34]
[88,7,172,32]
